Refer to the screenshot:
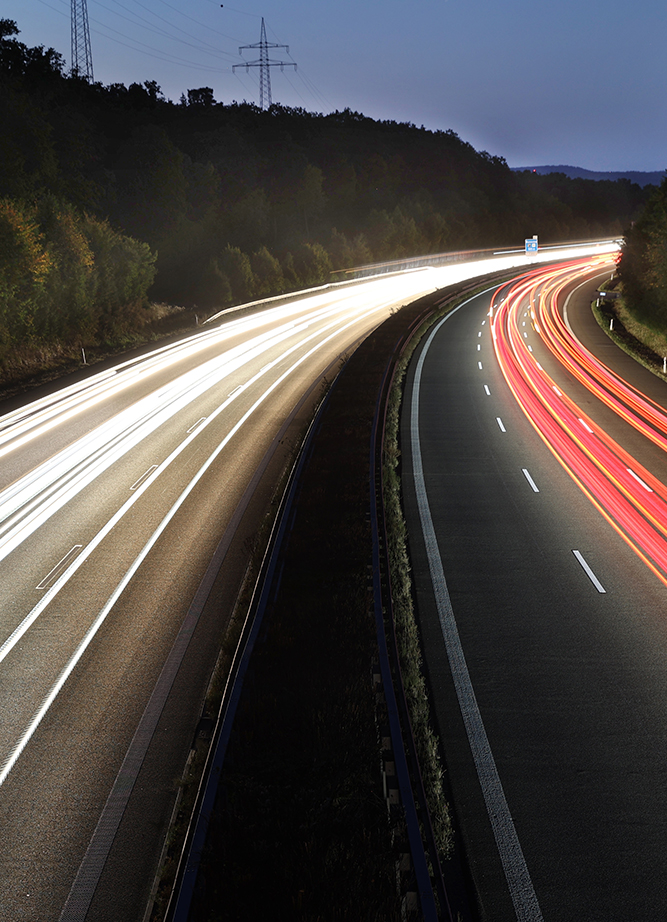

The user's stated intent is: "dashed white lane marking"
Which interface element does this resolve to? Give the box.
[522,469,540,493]
[478,361,483,370]
[484,385,491,396]
[578,418,593,434]
[627,468,653,492]
[187,416,207,434]
[497,418,506,432]
[130,465,158,491]
[573,550,606,593]
[37,546,83,590]
[410,307,544,922]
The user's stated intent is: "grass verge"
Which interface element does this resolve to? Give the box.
[593,289,667,381]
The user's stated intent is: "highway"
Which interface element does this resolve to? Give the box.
[0,271,456,922]
[402,257,667,920]
[0,244,615,921]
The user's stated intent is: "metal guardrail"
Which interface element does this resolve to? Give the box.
[369,321,445,922]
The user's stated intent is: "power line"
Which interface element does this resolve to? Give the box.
[233,17,296,110]
[38,0,227,75]
[100,0,238,62]
[154,0,244,45]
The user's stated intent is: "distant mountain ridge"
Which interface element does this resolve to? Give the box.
[512,165,665,187]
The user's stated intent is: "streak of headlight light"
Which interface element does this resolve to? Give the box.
[0,321,305,538]
[0,294,394,563]
[0,287,392,525]
[0,292,370,459]
[0,243,618,458]
[0,295,397,785]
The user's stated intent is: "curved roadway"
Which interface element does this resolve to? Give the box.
[402,258,667,921]
[0,272,457,922]
[0,244,616,921]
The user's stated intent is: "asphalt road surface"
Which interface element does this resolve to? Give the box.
[0,272,453,922]
[402,262,667,921]
[0,245,615,921]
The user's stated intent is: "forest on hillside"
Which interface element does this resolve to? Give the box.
[617,176,667,331]
[0,18,653,368]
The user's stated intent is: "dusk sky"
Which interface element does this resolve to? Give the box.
[6,0,667,173]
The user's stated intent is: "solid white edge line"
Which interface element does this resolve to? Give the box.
[410,299,544,922]
[521,469,540,493]
[572,550,606,593]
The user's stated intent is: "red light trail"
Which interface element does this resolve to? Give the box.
[491,258,667,587]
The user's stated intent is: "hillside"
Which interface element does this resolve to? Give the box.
[0,16,655,385]
[513,165,665,187]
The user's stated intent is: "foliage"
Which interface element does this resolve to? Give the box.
[0,196,156,359]
[618,176,667,329]
[0,16,654,356]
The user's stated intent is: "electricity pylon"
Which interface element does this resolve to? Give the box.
[233,18,296,109]
[71,0,94,80]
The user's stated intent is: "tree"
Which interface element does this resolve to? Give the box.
[619,177,667,328]
[219,246,255,303]
[187,87,215,107]
[0,198,50,347]
[291,242,332,287]
[251,246,285,297]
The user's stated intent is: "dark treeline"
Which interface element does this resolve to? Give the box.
[0,18,652,363]
[618,176,667,330]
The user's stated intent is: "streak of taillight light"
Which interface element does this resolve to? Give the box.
[491,258,667,587]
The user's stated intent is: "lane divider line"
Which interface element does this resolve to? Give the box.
[186,417,207,434]
[572,550,606,593]
[497,418,507,433]
[626,468,653,492]
[36,546,83,590]
[522,469,540,493]
[130,465,158,491]
[0,300,392,792]
[0,302,390,673]
[410,303,544,922]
